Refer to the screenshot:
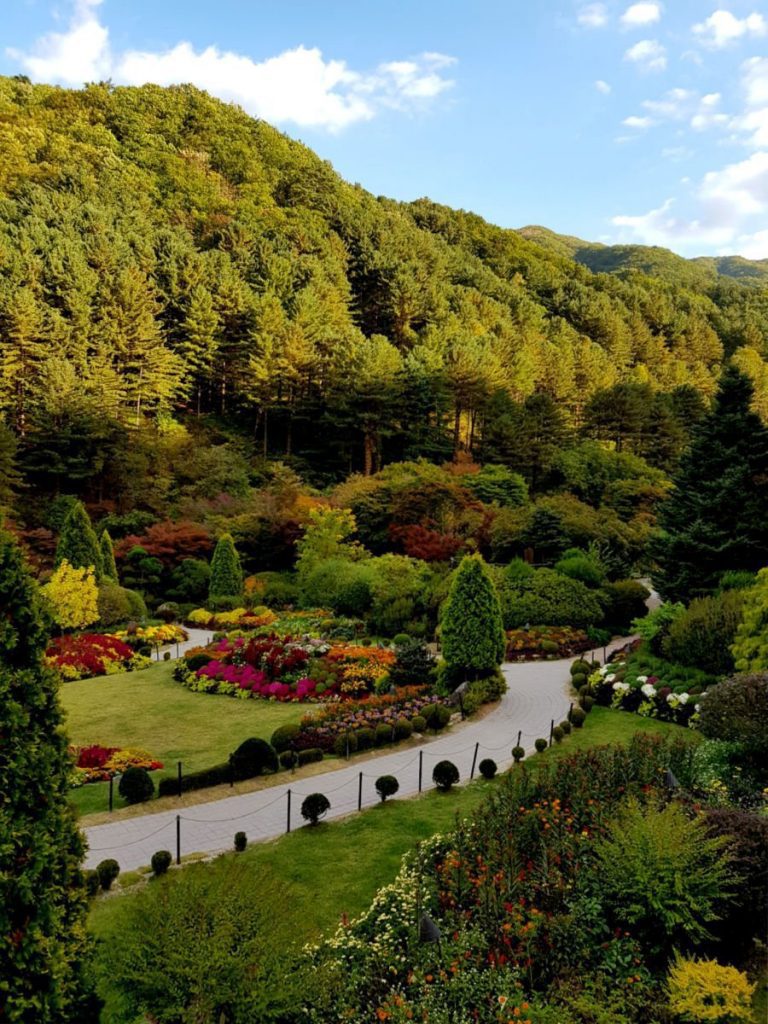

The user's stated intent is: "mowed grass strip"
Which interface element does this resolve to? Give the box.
[60,661,305,818]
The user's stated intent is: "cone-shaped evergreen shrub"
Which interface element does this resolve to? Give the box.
[208,532,243,599]
[99,528,118,581]
[441,553,505,680]
[0,529,91,1017]
[55,500,102,576]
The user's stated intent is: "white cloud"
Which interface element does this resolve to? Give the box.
[692,9,767,49]
[734,229,768,259]
[7,0,455,132]
[612,151,768,255]
[734,56,768,147]
[623,114,654,127]
[578,3,609,28]
[632,88,728,130]
[621,3,662,29]
[595,79,612,93]
[624,39,667,72]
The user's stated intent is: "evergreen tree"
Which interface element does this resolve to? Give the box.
[0,419,21,508]
[0,529,92,1020]
[55,500,102,576]
[654,366,768,601]
[441,553,505,679]
[99,528,118,581]
[208,532,243,600]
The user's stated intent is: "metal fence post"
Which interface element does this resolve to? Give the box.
[516,730,522,748]
[176,815,181,864]
[470,741,479,780]
[418,750,423,793]
[286,789,292,833]
[358,771,363,811]
[549,719,554,747]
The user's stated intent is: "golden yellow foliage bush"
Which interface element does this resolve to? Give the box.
[667,957,755,1023]
[42,560,99,630]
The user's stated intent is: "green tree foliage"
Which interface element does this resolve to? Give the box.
[0,529,92,1020]
[99,529,118,581]
[730,567,768,671]
[698,673,768,754]
[208,533,243,600]
[464,464,528,507]
[55,500,102,575]
[654,367,768,602]
[662,590,745,675]
[441,553,505,678]
[497,565,605,630]
[0,420,21,509]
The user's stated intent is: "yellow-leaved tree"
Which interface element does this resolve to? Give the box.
[42,560,99,630]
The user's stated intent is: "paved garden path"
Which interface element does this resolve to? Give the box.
[83,636,631,871]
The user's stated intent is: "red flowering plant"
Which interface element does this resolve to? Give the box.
[69,743,164,786]
[46,633,138,680]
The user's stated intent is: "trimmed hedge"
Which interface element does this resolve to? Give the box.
[297,747,324,767]
[158,763,230,797]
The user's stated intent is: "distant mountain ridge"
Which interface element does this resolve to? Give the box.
[518,225,768,288]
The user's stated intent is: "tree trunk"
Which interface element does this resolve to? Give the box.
[453,403,462,459]
[363,432,374,476]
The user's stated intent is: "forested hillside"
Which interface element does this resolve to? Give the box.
[1,75,768,513]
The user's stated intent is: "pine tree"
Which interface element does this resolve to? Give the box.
[208,532,243,600]
[55,500,102,576]
[0,419,21,509]
[441,553,505,679]
[654,366,768,601]
[0,529,92,1019]
[99,528,118,581]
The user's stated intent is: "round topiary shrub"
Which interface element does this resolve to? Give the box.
[375,723,392,747]
[118,766,155,805]
[333,732,359,758]
[84,869,100,898]
[560,720,572,735]
[301,792,330,825]
[577,684,590,697]
[580,695,595,713]
[355,727,375,751]
[97,859,120,891]
[534,738,548,753]
[297,748,324,767]
[552,725,565,743]
[151,850,172,876]
[512,745,525,762]
[571,672,587,688]
[229,737,279,781]
[375,775,400,802]
[411,715,427,733]
[571,659,591,676]
[432,704,452,731]
[433,760,459,792]
[270,723,301,753]
[279,750,298,770]
[393,633,411,647]
[540,639,559,655]
[394,717,413,741]
[570,707,586,728]
[234,831,247,853]
[185,652,211,673]
[478,758,497,780]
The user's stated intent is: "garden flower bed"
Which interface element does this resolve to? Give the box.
[174,633,397,702]
[46,633,147,680]
[113,623,188,647]
[573,642,717,727]
[69,743,164,786]
[293,689,446,752]
[505,625,593,661]
[185,605,366,640]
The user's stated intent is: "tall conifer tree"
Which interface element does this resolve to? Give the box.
[208,533,243,600]
[654,366,768,601]
[55,501,102,576]
[99,528,118,581]
[0,530,92,1020]
[441,553,505,680]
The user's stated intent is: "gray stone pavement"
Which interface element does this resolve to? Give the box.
[83,636,631,871]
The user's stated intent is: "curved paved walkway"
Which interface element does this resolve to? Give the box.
[83,637,630,871]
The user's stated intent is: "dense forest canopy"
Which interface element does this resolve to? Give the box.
[1,75,768,514]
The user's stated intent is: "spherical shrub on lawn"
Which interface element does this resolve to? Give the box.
[432,760,459,792]
[234,831,247,853]
[355,727,375,751]
[411,715,427,734]
[229,737,278,780]
[580,695,595,713]
[84,870,100,898]
[478,758,497,780]
[560,720,572,735]
[552,725,565,743]
[270,723,300,753]
[534,738,548,753]
[375,723,392,747]
[512,745,525,763]
[279,750,298,770]
[394,717,413,741]
[119,766,155,805]
[97,859,120,891]
[301,792,331,825]
[432,704,452,731]
[151,850,172,876]
[570,707,586,728]
[375,775,400,802]
[333,731,359,758]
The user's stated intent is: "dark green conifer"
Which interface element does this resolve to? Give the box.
[55,501,102,576]
[0,529,92,1019]
[208,532,243,600]
[441,553,505,678]
[654,366,768,601]
[99,528,118,581]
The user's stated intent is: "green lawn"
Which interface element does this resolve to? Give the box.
[61,661,305,817]
[89,706,692,942]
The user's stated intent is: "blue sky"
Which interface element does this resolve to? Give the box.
[3,0,768,257]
